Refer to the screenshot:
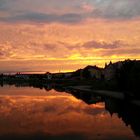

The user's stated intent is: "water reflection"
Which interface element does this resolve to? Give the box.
[0,84,140,140]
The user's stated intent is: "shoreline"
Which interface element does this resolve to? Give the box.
[68,86,140,107]
[1,79,140,107]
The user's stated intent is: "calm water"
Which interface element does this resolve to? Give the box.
[0,85,140,140]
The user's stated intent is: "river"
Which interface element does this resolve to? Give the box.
[0,85,139,140]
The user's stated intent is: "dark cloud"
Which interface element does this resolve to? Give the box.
[0,52,4,56]
[0,12,83,23]
[0,0,8,10]
[0,0,140,23]
[81,40,123,49]
[63,40,124,50]
[91,0,140,19]
[44,44,57,50]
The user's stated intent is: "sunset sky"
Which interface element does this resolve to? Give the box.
[0,0,140,73]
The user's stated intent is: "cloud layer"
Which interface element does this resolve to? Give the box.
[0,1,140,72]
[0,0,140,23]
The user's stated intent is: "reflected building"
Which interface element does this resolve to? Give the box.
[68,89,140,138]
[104,98,140,138]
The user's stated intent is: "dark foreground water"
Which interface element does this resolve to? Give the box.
[0,85,140,140]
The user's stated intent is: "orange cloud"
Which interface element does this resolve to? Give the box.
[0,18,140,72]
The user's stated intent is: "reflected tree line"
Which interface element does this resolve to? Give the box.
[0,82,140,138]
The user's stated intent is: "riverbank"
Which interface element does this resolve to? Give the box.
[67,86,140,107]
[1,59,140,98]
[1,78,140,106]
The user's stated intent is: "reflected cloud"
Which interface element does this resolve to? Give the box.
[0,86,137,140]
